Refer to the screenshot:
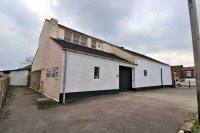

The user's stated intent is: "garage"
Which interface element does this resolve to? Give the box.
[10,70,30,86]
[119,66,132,91]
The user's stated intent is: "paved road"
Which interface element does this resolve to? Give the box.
[0,87,197,133]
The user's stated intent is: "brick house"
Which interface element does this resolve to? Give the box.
[173,65,196,78]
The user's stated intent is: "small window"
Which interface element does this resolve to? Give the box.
[91,39,96,49]
[98,44,101,48]
[73,33,80,44]
[194,71,196,77]
[64,31,72,42]
[186,71,191,77]
[144,70,147,76]
[174,72,176,77]
[80,36,87,46]
[46,69,51,78]
[52,67,58,78]
[94,67,100,79]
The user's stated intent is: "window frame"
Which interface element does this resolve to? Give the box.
[64,30,72,42]
[80,36,87,46]
[91,39,96,49]
[51,67,59,78]
[94,67,100,79]
[186,71,192,77]
[46,68,51,78]
[73,33,80,44]
[144,70,147,76]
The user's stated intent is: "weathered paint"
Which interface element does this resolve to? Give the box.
[32,18,173,102]
[32,19,63,102]
[32,20,50,71]
[102,43,113,53]
[58,28,65,40]
[96,42,103,51]
[112,46,135,64]
[56,22,136,64]
[10,70,29,86]
[30,70,41,90]
[62,51,135,93]
[38,39,63,102]
[134,57,172,88]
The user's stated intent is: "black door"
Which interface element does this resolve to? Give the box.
[119,66,132,91]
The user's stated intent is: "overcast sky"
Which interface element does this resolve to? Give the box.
[0,0,200,70]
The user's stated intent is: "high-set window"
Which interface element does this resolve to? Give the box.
[94,67,100,79]
[64,30,88,46]
[144,70,147,76]
[91,39,96,49]
[46,69,51,78]
[52,67,58,78]
[80,36,87,46]
[46,67,58,78]
[64,31,72,42]
[73,33,80,44]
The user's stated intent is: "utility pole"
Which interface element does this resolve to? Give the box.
[188,0,200,123]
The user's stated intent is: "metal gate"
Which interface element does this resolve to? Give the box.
[119,66,132,91]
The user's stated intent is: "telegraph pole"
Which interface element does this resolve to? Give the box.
[188,0,200,123]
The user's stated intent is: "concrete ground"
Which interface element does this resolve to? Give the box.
[0,87,197,133]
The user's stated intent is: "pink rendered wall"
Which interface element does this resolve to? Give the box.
[40,39,63,102]
[32,19,63,102]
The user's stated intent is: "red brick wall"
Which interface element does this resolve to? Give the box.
[175,72,182,77]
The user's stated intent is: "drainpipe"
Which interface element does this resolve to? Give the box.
[62,49,68,104]
[161,68,163,88]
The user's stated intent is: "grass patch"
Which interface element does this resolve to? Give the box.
[192,120,200,133]
[37,98,57,110]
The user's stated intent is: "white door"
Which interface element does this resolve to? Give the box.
[10,70,29,86]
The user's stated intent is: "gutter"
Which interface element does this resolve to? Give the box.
[62,49,68,104]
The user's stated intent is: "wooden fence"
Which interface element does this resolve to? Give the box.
[0,77,10,109]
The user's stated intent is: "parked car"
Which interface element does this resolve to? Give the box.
[176,78,196,87]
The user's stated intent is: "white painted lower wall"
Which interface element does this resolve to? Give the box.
[134,57,172,88]
[61,51,135,93]
[10,70,29,86]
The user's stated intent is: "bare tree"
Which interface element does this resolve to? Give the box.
[20,56,34,67]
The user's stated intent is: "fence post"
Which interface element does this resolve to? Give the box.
[189,80,191,88]
[0,77,10,109]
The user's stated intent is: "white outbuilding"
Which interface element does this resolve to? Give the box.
[31,18,173,102]
[10,70,29,86]
[1,65,31,86]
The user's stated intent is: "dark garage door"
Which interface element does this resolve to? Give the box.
[119,66,132,91]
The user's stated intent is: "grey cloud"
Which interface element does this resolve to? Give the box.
[0,0,200,70]
[0,0,41,70]
[54,0,199,56]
